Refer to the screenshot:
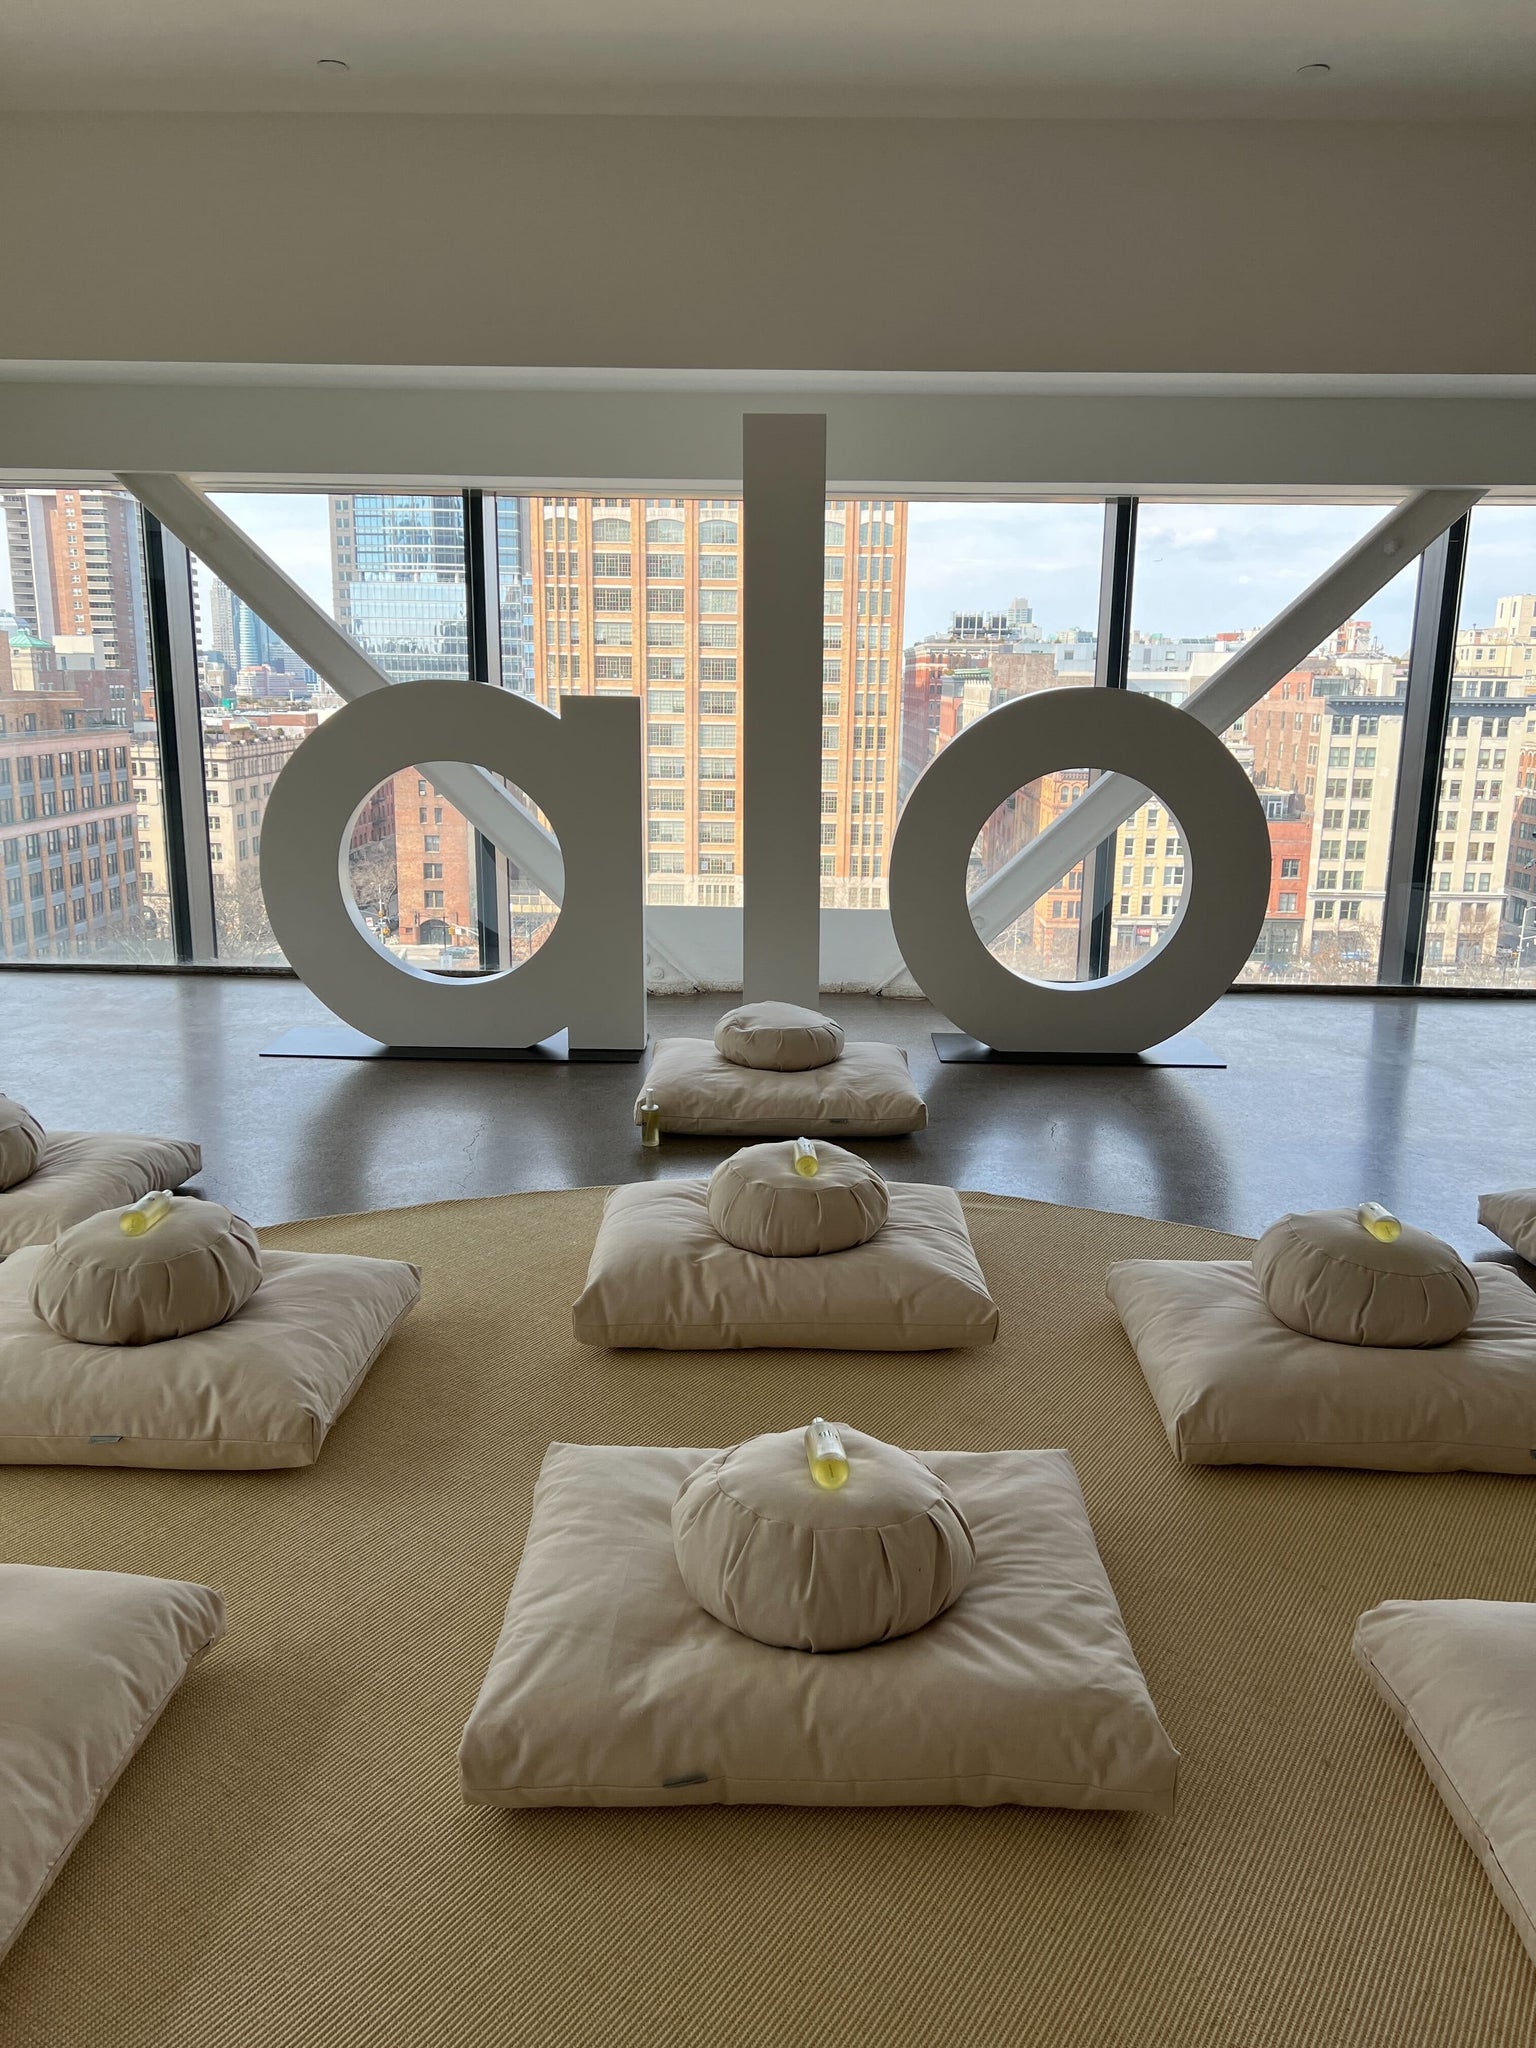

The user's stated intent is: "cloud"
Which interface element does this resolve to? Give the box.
[904,500,1444,655]
[209,493,335,610]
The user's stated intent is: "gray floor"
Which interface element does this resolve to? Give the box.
[3,971,1533,1259]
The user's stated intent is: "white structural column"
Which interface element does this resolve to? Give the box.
[961,487,1483,953]
[117,471,568,901]
[741,414,828,1008]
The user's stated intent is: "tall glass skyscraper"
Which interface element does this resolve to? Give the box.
[328,494,469,682]
[495,495,535,695]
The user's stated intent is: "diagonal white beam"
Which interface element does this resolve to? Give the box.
[117,471,569,901]
[883,486,1483,990]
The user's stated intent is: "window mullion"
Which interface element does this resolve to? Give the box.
[1379,514,1470,986]
[463,488,508,971]
[1078,497,1138,980]
[140,509,216,963]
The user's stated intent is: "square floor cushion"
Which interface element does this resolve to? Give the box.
[573,1179,998,1349]
[0,1245,420,1469]
[1480,1189,1536,1266]
[1108,1257,1536,1472]
[638,1039,926,1137]
[1354,1600,1536,1968]
[459,1442,1179,1811]
[1,1563,225,1963]
[0,1131,202,1260]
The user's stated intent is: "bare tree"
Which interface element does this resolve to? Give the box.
[347,838,399,933]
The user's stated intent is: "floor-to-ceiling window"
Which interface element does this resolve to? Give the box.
[1123,503,1421,985]
[1420,505,1536,987]
[0,484,171,963]
[1,474,1527,996]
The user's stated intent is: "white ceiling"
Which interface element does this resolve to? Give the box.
[2,0,1534,117]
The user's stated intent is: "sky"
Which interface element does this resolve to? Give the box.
[3,493,1532,661]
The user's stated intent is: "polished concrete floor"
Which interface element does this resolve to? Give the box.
[3,971,1533,1259]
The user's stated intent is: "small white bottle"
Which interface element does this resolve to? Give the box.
[804,1418,849,1490]
[1356,1201,1402,1243]
[639,1093,661,1149]
[120,1191,174,1238]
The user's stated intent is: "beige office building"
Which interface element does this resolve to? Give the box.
[529,495,906,909]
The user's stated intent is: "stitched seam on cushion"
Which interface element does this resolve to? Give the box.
[1181,1436,1534,1452]
[310,1288,420,1456]
[0,1287,420,1451]
[1278,1214,1467,1282]
[60,1236,252,1277]
[1357,1642,1534,1945]
[470,1764,1175,1794]
[587,1317,991,1334]
[0,1432,311,1448]
[13,1627,221,1938]
[708,1461,950,1535]
[654,1122,920,1133]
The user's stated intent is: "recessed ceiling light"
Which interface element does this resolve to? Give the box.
[316,57,350,72]
[1296,61,1332,75]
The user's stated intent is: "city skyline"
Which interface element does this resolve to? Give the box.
[2,483,1530,984]
[8,494,1527,659]
[199,492,1532,652]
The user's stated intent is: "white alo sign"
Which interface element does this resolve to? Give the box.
[260,672,1272,1058]
[260,680,645,1055]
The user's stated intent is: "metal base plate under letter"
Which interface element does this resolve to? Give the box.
[261,1025,647,1064]
[932,1029,1225,1070]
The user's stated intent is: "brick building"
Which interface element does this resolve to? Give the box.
[389,769,476,947]
[0,672,142,961]
[1242,665,1334,801]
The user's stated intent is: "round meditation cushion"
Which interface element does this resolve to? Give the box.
[672,1426,976,1652]
[0,1096,45,1191]
[30,1197,264,1346]
[713,1001,844,1072]
[707,1138,888,1257]
[1252,1208,1479,1348]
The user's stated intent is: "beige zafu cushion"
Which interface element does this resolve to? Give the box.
[672,1427,975,1651]
[1108,1256,1536,1471]
[714,1001,844,1072]
[637,1039,926,1138]
[30,1197,263,1346]
[1354,1600,1536,1969]
[1480,1189,1536,1266]
[460,1442,1178,1810]
[0,1243,420,1469]
[706,1140,889,1257]
[1252,1208,1478,1347]
[0,1563,225,1963]
[0,1097,45,1192]
[0,1131,201,1260]
[573,1179,998,1350]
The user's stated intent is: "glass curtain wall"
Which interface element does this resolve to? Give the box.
[504,490,918,919]
[2,478,1529,996]
[0,484,170,962]
[896,501,1107,978]
[1123,504,1420,985]
[1420,505,1536,987]
[201,492,476,966]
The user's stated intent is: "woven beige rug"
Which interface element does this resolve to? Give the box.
[2,1190,1534,2048]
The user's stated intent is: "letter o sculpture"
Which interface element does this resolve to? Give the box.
[259,680,645,1052]
[888,689,1273,1054]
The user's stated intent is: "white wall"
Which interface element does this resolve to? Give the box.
[1,114,1532,375]
[1,376,1533,493]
